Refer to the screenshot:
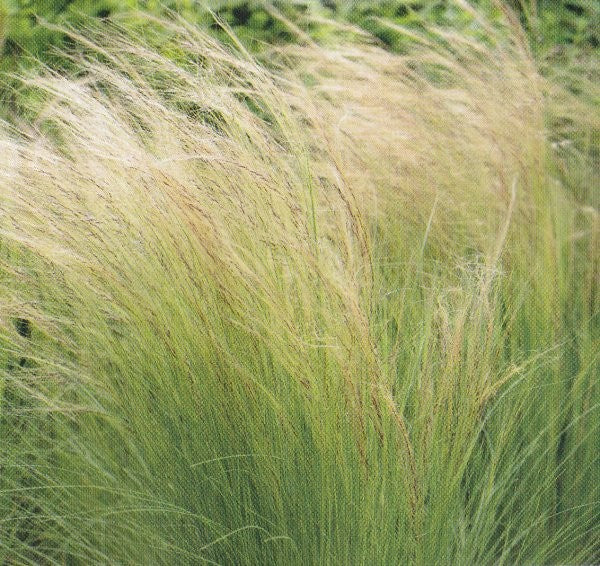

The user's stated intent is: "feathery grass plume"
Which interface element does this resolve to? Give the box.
[0,6,598,565]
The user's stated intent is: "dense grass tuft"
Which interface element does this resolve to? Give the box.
[0,10,598,565]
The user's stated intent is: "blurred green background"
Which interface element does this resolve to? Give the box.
[0,1,597,65]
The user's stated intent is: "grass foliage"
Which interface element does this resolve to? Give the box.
[0,6,598,565]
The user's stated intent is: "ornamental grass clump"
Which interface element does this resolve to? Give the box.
[0,9,598,565]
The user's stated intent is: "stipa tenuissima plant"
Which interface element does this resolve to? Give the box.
[0,9,598,565]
